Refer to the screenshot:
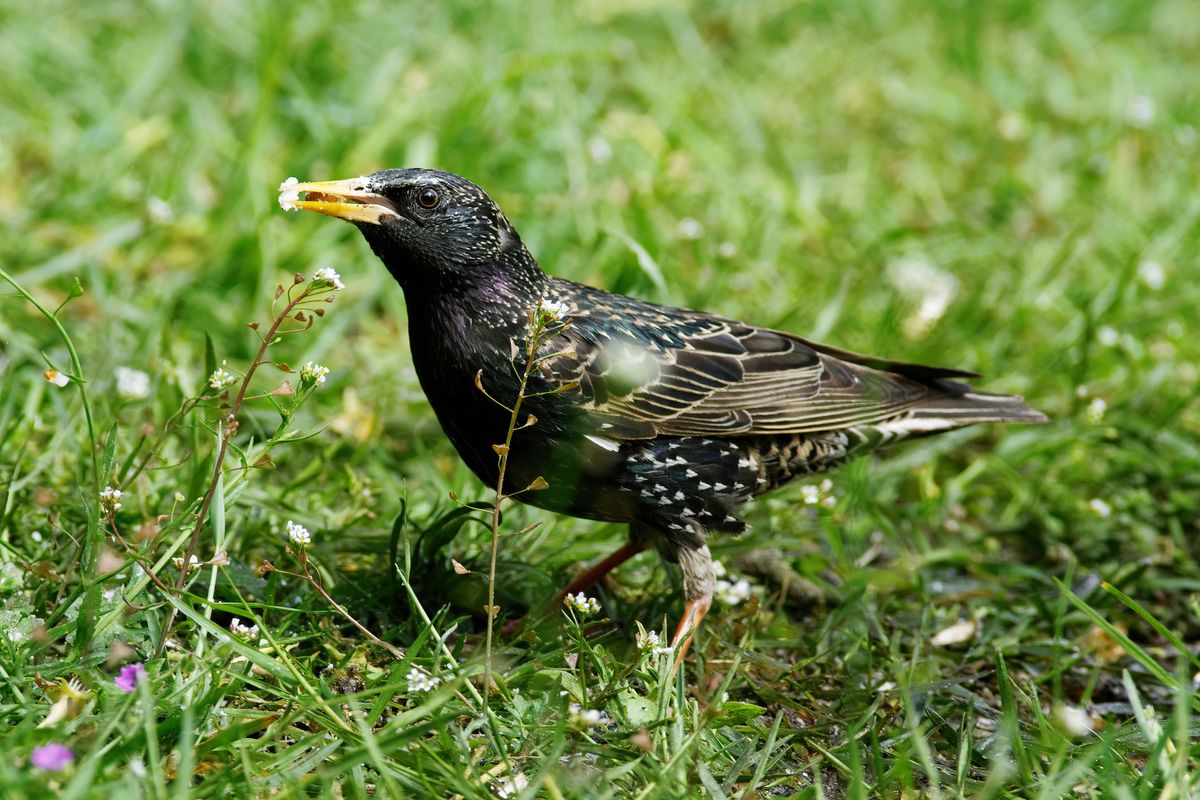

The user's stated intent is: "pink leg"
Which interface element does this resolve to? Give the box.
[670,593,712,668]
[502,539,649,636]
[556,539,650,601]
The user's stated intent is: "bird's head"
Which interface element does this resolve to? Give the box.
[281,168,534,289]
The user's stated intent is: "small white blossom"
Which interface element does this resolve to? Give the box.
[886,256,958,338]
[800,478,836,508]
[312,267,344,290]
[712,560,727,579]
[563,592,600,617]
[1089,498,1112,518]
[278,177,301,211]
[1138,260,1165,291]
[1055,704,1095,738]
[717,241,737,258]
[230,618,259,638]
[494,773,530,799]
[538,299,570,323]
[208,364,238,390]
[115,367,151,399]
[635,628,661,651]
[1125,95,1155,128]
[569,704,610,728]
[44,369,70,388]
[9,629,23,642]
[587,135,612,164]
[129,758,147,778]
[1097,326,1119,347]
[677,217,704,240]
[1086,397,1107,425]
[146,196,174,224]
[286,520,311,545]
[406,667,440,693]
[30,531,43,544]
[99,486,124,513]
[172,554,202,572]
[300,361,330,387]
[716,578,752,606]
[930,618,978,646]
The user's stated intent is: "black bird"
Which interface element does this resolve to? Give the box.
[282,169,1046,657]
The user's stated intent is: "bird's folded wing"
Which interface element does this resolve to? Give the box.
[549,316,967,438]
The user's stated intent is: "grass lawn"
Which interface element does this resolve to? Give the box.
[2,0,1199,796]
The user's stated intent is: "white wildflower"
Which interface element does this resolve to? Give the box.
[563,592,600,617]
[538,298,570,323]
[208,363,238,390]
[997,111,1029,141]
[300,361,330,387]
[1054,704,1095,738]
[146,196,174,224]
[230,618,260,638]
[312,267,344,290]
[1125,95,1155,128]
[1086,397,1107,425]
[1138,260,1165,290]
[587,136,612,164]
[677,217,704,240]
[716,578,752,606]
[717,241,737,258]
[1097,326,1119,347]
[44,368,70,388]
[800,479,835,508]
[278,177,301,211]
[172,554,202,572]
[635,628,661,651]
[115,367,151,399]
[99,486,124,513]
[712,560,727,579]
[30,531,43,544]
[494,773,530,799]
[406,667,440,693]
[286,520,311,545]
[1089,498,1112,518]
[886,256,958,338]
[9,629,23,642]
[930,617,978,646]
[129,758,147,778]
[569,704,610,728]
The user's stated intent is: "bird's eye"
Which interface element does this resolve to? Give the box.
[416,188,440,209]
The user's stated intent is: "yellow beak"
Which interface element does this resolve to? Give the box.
[279,177,399,225]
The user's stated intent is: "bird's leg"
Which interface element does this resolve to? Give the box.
[669,543,716,667]
[500,537,649,636]
[670,593,712,666]
[555,538,649,602]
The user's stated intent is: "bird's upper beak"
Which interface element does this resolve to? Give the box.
[278,176,400,225]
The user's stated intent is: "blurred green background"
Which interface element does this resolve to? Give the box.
[2,0,1199,795]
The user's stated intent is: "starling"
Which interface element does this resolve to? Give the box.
[281,169,1047,657]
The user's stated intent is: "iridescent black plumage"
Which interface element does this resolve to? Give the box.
[284,168,1047,649]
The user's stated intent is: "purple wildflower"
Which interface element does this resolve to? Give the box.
[114,662,146,693]
[31,743,74,771]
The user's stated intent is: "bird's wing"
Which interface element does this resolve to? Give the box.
[540,293,981,439]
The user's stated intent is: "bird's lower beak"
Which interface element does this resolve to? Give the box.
[278,177,400,225]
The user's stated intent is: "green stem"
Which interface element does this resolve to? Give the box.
[0,268,99,485]
[482,310,552,708]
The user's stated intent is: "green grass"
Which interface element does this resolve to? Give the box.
[2,0,1199,796]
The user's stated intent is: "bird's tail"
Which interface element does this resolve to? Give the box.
[902,383,1048,433]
